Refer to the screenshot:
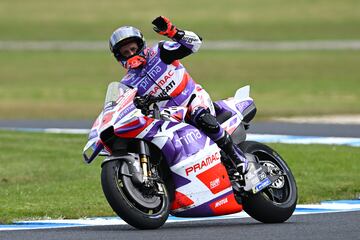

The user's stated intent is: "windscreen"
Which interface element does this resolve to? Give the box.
[104,82,132,107]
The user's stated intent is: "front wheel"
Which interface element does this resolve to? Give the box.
[239,141,298,223]
[101,160,170,229]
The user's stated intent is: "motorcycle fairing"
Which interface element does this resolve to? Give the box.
[133,121,243,217]
[83,83,252,216]
[89,108,243,217]
[83,87,141,161]
[214,85,256,135]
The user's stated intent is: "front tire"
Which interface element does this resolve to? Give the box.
[239,141,298,223]
[101,160,170,229]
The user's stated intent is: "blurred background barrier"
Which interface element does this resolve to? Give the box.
[2,40,360,51]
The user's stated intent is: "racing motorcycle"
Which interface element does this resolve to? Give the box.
[83,82,297,229]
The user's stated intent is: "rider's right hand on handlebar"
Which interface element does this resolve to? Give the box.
[134,95,151,110]
[134,95,172,110]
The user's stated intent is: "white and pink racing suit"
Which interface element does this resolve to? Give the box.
[121,30,215,116]
[121,29,248,172]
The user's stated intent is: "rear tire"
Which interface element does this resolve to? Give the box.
[101,160,170,229]
[239,141,297,223]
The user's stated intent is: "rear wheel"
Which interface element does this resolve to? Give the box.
[101,160,170,229]
[238,141,297,223]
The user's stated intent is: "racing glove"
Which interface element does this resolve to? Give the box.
[134,95,152,115]
[152,16,179,38]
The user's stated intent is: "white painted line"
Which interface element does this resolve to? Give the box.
[247,134,360,147]
[2,127,360,147]
[43,128,90,134]
[0,127,90,134]
[0,200,359,231]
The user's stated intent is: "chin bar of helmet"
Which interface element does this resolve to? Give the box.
[124,55,147,69]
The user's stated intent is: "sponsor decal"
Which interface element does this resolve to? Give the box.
[235,100,252,113]
[255,178,271,193]
[164,42,180,50]
[149,70,175,95]
[147,65,162,79]
[157,81,175,97]
[214,197,228,208]
[209,194,243,215]
[116,104,136,122]
[182,36,197,44]
[210,178,221,189]
[175,129,202,145]
[259,171,267,181]
[185,152,220,176]
[139,77,150,91]
[139,65,162,90]
[181,88,189,96]
[196,163,231,194]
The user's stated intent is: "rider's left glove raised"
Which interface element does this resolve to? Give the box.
[152,16,178,38]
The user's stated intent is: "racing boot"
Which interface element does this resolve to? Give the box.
[216,132,271,193]
[215,132,249,175]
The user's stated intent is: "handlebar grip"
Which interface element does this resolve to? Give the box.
[154,96,172,102]
[134,95,172,110]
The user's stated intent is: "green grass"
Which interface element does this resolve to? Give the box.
[0,50,359,119]
[0,0,359,120]
[0,130,359,223]
[270,143,360,203]
[0,0,360,40]
[0,131,109,223]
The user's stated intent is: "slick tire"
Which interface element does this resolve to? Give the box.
[101,160,170,229]
[239,141,298,223]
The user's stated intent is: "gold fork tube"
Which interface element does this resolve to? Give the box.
[140,154,149,179]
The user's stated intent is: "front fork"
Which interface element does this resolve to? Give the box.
[138,140,164,194]
[139,140,151,186]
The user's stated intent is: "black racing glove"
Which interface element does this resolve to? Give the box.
[152,16,178,38]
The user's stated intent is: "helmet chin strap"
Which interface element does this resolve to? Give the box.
[124,55,147,69]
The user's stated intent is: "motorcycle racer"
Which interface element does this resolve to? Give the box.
[109,16,251,178]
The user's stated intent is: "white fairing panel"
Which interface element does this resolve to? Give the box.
[234,85,250,100]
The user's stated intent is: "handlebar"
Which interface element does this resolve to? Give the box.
[153,95,172,102]
[134,95,171,108]
[134,95,172,118]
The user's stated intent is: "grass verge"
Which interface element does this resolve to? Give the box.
[1,0,360,40]
[1,50,360,119]
[0,130,359,223]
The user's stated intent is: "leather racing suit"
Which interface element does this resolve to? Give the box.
[120,27,249,174]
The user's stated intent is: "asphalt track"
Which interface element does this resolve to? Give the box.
[1,119,360,137]
[1,120,359,239]
[0,211,359,240]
